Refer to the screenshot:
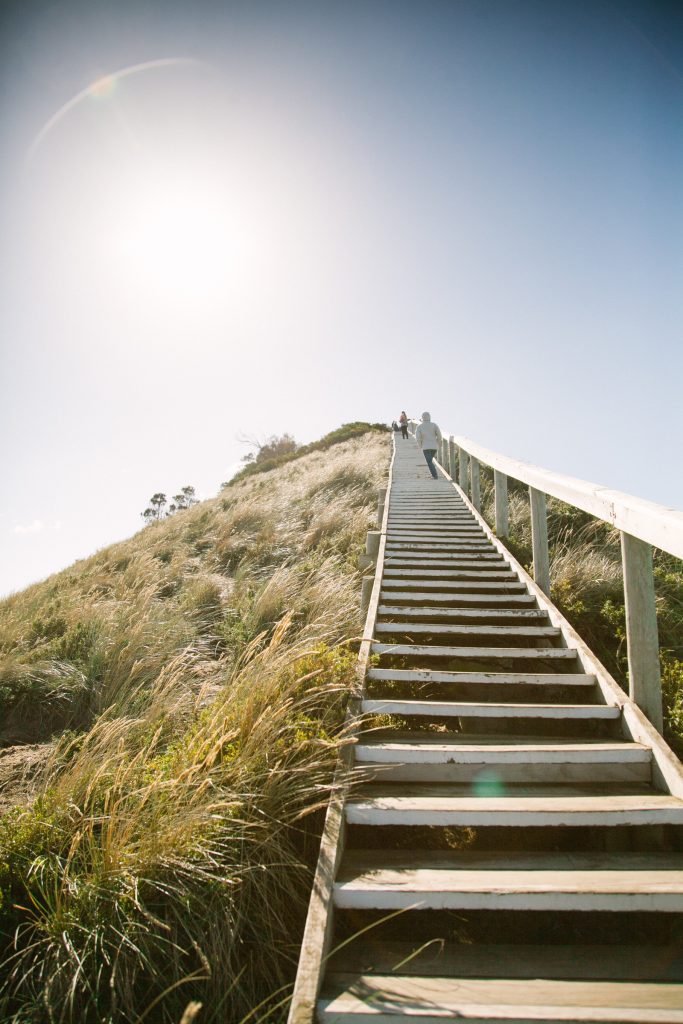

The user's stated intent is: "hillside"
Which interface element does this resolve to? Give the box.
[0,425,390,1024]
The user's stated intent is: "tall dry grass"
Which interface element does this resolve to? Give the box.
[0,429,390,1023]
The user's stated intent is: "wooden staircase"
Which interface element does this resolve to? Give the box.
[290,435,683,1024]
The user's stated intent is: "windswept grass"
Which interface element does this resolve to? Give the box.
[478,466,683,753]
[0,429,390,1023]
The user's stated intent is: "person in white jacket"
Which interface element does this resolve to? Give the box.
[414,411,443,479]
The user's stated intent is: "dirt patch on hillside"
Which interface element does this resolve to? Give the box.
[0,743,51,813]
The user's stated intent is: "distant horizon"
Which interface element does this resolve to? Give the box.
[2,0,681,596]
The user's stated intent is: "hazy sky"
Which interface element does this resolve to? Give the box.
[1,0,682,596]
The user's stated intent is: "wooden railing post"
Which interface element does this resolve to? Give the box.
[360,575,375,620]
[376,487,386,529]
[448,436,457,479]
[470,457,481,512]
[529,487,550,595]
[621,532,663,731]
[458,448,469,494]
[494,471,509,538]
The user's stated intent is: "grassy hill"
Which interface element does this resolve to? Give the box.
[0,425,390,1024]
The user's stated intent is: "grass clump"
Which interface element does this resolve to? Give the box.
[0,427,391,1022]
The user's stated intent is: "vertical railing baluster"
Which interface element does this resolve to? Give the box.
[458,448,469,494]
[470,458,481,512]
[529,487,550,595]
[448,436,457,479]
[621,532,663,730]
[494,470,509,538]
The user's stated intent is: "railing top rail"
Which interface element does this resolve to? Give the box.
[451,434,683,561]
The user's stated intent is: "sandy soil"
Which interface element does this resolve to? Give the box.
[0,743,52,814]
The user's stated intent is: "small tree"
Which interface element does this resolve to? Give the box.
[141,493,167,522]
[168,486,198,515]
[239,433,298,465]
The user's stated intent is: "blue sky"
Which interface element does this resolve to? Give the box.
[1,0,681,596]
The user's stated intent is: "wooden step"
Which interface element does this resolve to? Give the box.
[361,698,617,719]
[367,668,594,687]
[371,643,577,661]
[383,569,517,580]
[379,591,535,604]
[385,552,501,561]
[354,737,651,783]
[334,850,683,912]
[319,972,683,1022]
[384,561,508,572]
[329,941,683,982]
[386,549,493,557]
[374,623,560,638]
[377,606,547,620]
[381,580,527,592]
[345,784,683,827]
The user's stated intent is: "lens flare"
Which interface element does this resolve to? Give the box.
[89,75,116,99]
[472,769,506,797]
[27,57,206,163]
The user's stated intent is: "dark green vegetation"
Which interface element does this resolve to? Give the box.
[479,468,683,755]
[0,429,390,1024]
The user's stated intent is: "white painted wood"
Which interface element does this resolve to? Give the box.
[455,434,683,560]
[470,456,481,512]
[345,788,683,827]
[494,468,509,538]
[380,579,527,591]
[354,740,650,765]
[448,463,683,799]
[379,590,534,603]
[384,561,510,572]
[621,532,663,731]
[529,487,551,596]
[374,623,560,638]
[459,447,468,492]
[383,568,516,579]
[355,737,651,782]
[371,642,578,660]
[362,698,617,718]
[448,435,457,478]
[334,851,683,912]
[377,606,547,619]
[319,974,683,1022]
[367,668,595,686]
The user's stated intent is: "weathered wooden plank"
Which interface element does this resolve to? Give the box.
[380,579,527,591]
[621,532,663,731]
[494,468,509,538]
[454,434,683,560]
[354,740,650,764]
[334,851,683,911]
[367,668,594,686]
[374,623,560,638]
[329,941,683,982]
[530,487,551,596]
[371,643,577,660]
[320,974,683,1022]
[379,590,534,603]
[361,698,616,718]
[345,787,683,827]
[377,606,547,619]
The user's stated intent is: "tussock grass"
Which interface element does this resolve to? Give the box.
[0,429,390,1023]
